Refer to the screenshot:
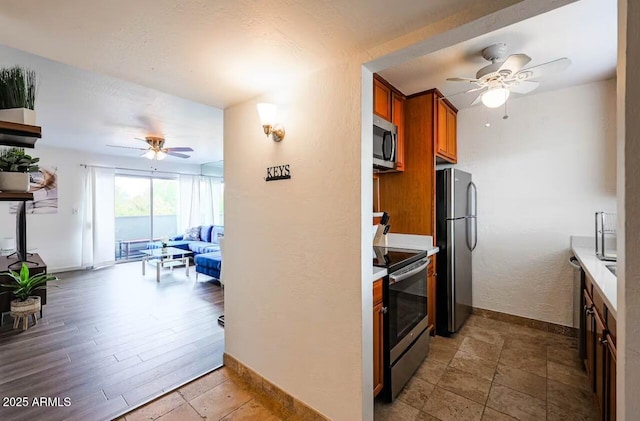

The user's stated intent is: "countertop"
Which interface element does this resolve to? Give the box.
[571,236,617,317]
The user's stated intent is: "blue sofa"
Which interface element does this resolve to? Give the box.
[147,225,224,280]
[148,225,223,256]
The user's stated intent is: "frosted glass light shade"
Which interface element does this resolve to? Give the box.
[156,150,167,160]
[143,149,156,159]
[256,103,277,125]
[481,87,510,108]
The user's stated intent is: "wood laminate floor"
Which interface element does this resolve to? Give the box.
[0,262,224,421]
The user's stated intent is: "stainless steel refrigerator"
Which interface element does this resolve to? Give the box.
[435,168,477,335]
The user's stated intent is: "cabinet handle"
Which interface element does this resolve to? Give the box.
[380,307,388,314]
[599,337,608,345]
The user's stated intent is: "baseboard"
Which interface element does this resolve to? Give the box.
[223,353,329,421]
[472,307,578,338]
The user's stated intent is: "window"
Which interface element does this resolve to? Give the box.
[114,174,178,261]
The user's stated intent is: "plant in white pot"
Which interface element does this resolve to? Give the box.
[0,148,39,193]
[0,66,37,125]
[1,263,57,330]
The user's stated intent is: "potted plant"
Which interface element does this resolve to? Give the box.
[0,147,39,192]
[0,263,57,319]
[0,66,37,125]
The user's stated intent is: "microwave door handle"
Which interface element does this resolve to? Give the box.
[391,132,397,161]
[382,132,391,160]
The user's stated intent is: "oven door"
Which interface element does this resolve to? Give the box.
[388,258,429,363]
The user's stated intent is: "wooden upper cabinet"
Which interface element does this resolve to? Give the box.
[435,94,458,164]
[373,78,392,121]
[392,92,405,172]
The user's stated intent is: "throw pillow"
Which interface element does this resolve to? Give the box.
[183,226,201,241]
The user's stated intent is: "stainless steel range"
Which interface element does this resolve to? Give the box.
[373,246,431,401]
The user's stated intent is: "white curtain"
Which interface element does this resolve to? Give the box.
[81,166,115,269]
[178,174,201,232]
[200,176,223,226]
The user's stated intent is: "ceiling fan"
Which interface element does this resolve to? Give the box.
[107,136,194,160]
[447,43,571,108]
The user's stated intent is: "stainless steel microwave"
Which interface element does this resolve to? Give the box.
[373,115,398,171]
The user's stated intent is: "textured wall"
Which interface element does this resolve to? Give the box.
[455,79,617,326]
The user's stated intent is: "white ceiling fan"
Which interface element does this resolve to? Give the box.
[447,43,572,108]
[107,136,194,160]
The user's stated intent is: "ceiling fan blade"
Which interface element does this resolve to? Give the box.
[509,80,540,94]
[134,137,149,143]
[447,77,480,83]
[515,58,572,81]
[440,86,486,101]
[166,147,194,152]
[498,54,531,75]
[106,144,148,150]
[167,152,190,159]
[470,93,484,106]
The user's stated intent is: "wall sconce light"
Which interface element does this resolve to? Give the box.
[257,103,285,142]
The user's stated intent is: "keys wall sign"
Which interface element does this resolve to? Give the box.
[265,164,291,182]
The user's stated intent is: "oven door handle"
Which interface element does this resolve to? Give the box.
[389,258,430,285]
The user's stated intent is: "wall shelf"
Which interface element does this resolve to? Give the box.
[0,192,33,201]
[0,121,42,148]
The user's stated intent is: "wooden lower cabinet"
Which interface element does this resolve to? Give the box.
[606,335,616,421]
[428,261,436,331]
[581,280,618,420]
[373,278,384,397]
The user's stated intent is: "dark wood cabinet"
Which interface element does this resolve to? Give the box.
[581,276,617,420]
[373,278,384,397]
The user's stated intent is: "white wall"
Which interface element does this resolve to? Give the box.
[0,145,201,272]
[455,79,617,326]
[222,1,581,420]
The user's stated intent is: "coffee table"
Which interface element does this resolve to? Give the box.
[140,247,193,282]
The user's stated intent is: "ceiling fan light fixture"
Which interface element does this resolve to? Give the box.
[481,87,510,108]
[143,149,156,160]
[156,150,167,160]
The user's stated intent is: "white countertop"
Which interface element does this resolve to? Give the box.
[571,236,617,317]
[372,266,387,282]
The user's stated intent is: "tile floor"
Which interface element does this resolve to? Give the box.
[117,367,297,420]
[375,315,599,421]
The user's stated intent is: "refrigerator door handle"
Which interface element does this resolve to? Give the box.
[468,181,477,217]
[466,182,478,251]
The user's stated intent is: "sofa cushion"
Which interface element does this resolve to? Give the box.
[211,226,224,244]
[187,241,220,254]
[195,251,222,269]
[183,226,200,241]
[199,225,214,243]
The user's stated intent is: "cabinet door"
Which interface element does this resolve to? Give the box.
[446,106,457,163]
[373,301,384,397]
[594,310,606,416]
[605,334,616,421]
[373,79,392,121]
[584,289,595,385]
[428,261,436,331]
[436,100,448,158]
[392,92,405,172]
